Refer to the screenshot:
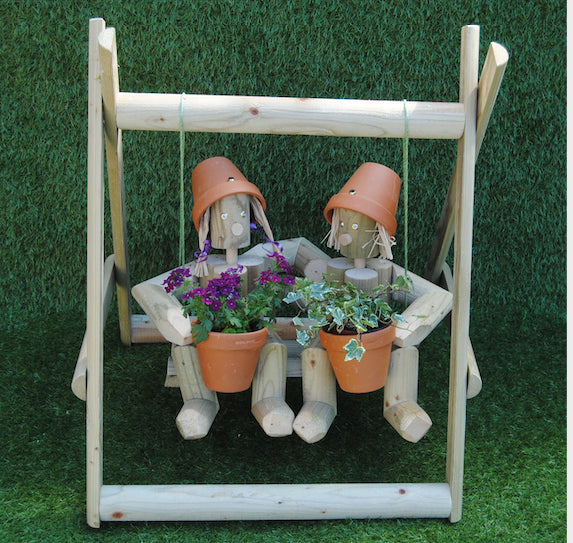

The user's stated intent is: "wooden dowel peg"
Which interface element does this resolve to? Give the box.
[304,258,329,282]
[366,258,393,302]
[238,255,265,293]
[344,267,379,292]
[326,257,354,282]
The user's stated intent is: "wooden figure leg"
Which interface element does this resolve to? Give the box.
[383,347,432,443]
[171,344,219,440]
[251,333,294,437]
[293,346,337,444]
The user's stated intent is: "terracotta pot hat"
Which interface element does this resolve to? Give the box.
[191,157,266,231]
[324,162,401,236]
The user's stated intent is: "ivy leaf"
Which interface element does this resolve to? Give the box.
[283,291,302,304]
[292,315,304,327]
[296,329,311,347]
[326,306,345,327]
[344,338,365,362]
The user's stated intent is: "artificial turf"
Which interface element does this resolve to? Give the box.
[0,0,566,541]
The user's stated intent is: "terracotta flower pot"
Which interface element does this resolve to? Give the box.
[324,162,401,237]
[319,324,395,393]
[196,326,268,393]
[191,157,266,231]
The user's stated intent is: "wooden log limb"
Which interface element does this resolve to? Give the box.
[384,401,432,443]
[172,344,219,439]
[293,346,337,443]
[132,281,193,345]
[251,398,295,438]
[100,482,453,521]
[393,291,453,348]
[176,399,220,440]
[383,347,432,443]
[293,401,337,444]
[251,335,294,437]
[171,345,217,403]
[131,263,197,345]
[240,238,300,267]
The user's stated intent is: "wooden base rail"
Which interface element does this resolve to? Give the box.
[100,483,452,522]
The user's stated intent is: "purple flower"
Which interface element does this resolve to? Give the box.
[163,267,192,293]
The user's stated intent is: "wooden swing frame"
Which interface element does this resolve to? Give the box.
[77,18,508,527]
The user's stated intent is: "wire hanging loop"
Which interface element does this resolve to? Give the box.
[403,99,409,306]
[179,93,186,267]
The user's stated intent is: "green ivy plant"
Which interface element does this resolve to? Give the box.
[283,275,411,362]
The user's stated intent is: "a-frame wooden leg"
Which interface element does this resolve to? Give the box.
[446,24,480,523]
[425,41,509,283]
[86,17,106,529]
[99,27,132,345]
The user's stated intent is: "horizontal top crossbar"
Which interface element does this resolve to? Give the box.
[115,92,465,139]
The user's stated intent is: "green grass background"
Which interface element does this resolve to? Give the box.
[0,0,566,541]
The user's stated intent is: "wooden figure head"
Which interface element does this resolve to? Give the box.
[191,157,273,273]
[324,162,401,260]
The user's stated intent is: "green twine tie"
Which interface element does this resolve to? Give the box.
[179,93,186,266]
[403,99,409,305]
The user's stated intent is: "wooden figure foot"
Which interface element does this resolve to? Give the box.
[293,401,336,444]
[293,345,337,443]
[384,401,432,443]
[383,347,432,443]
[251,333,294,437]
[171,344,219,439]
[176,399,219,440]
